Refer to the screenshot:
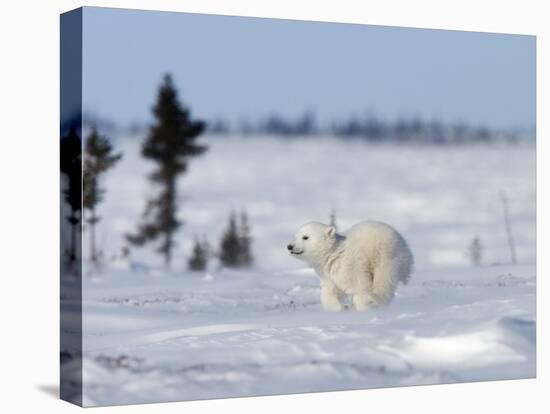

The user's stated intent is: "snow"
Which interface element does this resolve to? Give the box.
[67,135,535,406]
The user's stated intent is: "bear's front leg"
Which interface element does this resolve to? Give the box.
[320,279,345,311]
[352,293,377,311]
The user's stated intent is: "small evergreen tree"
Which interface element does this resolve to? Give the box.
[219,212,241,268]
[83,128,122,264]
[127,74,206,268]
[60,127,82,265]
[468,236,483,266]
[238,210,253,267]
[219,211,253,268]
[188,235,210,271]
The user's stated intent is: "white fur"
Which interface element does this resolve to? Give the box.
[288,221,413,311]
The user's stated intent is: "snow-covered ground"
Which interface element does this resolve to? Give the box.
[64,135,536,406]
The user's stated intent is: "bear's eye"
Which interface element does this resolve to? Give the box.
[302,235,309,240]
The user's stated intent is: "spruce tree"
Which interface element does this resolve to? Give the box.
[127,74,206,267]
[238,210,253,267]
[219,211,253,269]
[468,236,483,266]
[60,127,82,264]
[220,212,241,268]
[83,127,122,263]
[188,236,209,271]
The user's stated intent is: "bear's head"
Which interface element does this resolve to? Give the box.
[287,222,337,264]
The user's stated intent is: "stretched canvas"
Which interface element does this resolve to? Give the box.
[60,6,536,407]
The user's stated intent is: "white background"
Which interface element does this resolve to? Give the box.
[0,0,547,412]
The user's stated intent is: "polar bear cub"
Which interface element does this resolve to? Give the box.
[288,221,413,311]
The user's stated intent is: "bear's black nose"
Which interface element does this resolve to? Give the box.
[287,244,293,251]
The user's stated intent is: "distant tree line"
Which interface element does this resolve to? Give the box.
[81,110,534,145]
[204,112,532,144]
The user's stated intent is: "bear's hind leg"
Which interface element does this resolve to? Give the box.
[320,279,345,312]
[371,259,399,305]
[351,270,377,310]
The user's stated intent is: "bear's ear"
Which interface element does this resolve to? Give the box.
[325,226,336,238]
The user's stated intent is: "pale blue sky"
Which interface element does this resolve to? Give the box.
[82,7,535,130]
